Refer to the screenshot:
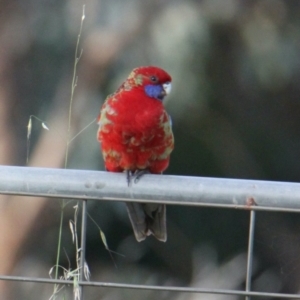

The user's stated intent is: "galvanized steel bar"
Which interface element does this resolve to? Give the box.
[79,199,87,298]
[1,165,300,299]
[0,275,299,298]
[0,166,300,211]
[245,210,256,300]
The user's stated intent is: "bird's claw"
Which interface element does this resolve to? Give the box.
[134,169,150,184]
[126,169,150,186]
[126,170,133,187]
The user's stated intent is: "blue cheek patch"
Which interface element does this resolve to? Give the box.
[144,84,164,101]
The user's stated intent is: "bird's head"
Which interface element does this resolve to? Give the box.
[125,66,172,101]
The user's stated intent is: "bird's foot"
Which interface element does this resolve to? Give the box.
[134,169,150,184]
[125,169,150,186]
[126,170,134,187]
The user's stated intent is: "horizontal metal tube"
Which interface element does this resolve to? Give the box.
[0,166,299,211]
[0,275,299,298]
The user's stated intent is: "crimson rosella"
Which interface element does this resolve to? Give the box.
[97,66,174,242]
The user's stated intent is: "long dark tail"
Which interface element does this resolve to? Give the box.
[125,202,167,242]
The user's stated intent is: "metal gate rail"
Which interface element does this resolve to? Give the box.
[0,166,299,299]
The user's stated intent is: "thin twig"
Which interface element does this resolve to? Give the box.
[53,5,85,300]
[65,5,85,169]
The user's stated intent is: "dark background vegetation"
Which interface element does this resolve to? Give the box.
[1,0,300,299]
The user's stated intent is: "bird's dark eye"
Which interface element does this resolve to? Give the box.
[150,75,158,83]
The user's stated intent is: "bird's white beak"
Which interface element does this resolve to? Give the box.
[163,82,172,95]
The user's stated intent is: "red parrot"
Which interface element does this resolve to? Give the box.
[97,66,174,242]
